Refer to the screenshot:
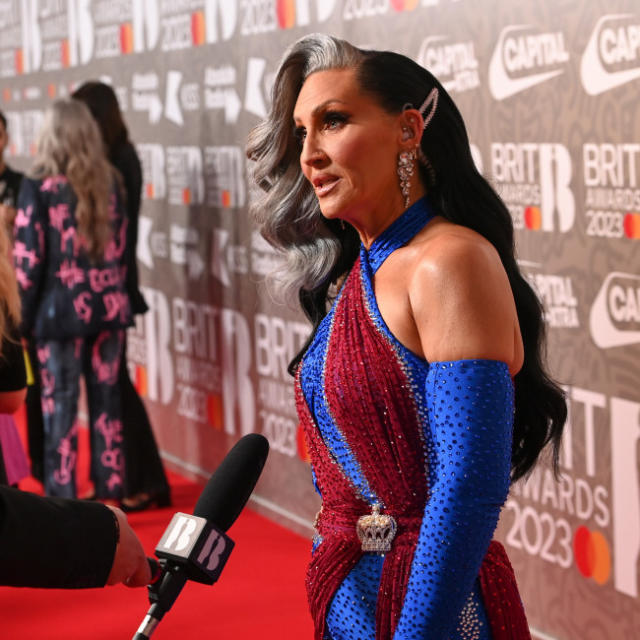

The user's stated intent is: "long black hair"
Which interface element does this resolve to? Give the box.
[72,81,129,160]
[290,45,566,483]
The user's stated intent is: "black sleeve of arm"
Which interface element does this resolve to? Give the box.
[0,322,27,391]
[0,487,117,588]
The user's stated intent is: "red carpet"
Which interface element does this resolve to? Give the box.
[0,409,314,639]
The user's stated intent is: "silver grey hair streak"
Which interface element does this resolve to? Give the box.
[246,34,364,303]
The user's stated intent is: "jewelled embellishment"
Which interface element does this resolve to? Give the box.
[397,148,417,209]
[356,503,397,554]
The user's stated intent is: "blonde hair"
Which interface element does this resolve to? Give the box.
[31,98,114,259]
[0,222,20,348]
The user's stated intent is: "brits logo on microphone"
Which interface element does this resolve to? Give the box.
[156,513,234,584]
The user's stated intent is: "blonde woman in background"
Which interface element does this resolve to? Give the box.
[0,220,29,486]
[14,99,131,501]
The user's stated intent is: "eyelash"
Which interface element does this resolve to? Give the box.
[294,111,349,146]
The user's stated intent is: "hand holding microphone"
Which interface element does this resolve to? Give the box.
[133,433,270,639]
[105,505,153,587]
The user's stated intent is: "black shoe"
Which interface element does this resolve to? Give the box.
[120,489,171,513]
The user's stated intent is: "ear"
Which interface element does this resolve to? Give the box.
[397,108,424,149]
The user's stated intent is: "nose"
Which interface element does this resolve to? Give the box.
[300,134,327,169]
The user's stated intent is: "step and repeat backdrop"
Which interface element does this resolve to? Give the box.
[1,0,639,637]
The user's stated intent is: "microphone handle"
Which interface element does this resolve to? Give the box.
[132,566,187,639]
[132,603,164,640]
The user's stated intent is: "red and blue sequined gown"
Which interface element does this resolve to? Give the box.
[295,198,531,640]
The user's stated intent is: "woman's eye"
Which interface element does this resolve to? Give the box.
[323,112,348,130]
[294,127,306,145]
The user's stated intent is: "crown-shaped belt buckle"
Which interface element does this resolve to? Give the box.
[356,503,397,554]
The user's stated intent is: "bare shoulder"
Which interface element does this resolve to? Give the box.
[408,219,505,289]
[406,218,522,368]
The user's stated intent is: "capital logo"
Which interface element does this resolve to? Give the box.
[489,25,569,100]
[417,36,479,93]
[589,272,640,348]
[523,264,579,329]
[581,14,640,96]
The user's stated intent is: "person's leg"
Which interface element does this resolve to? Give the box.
[84,329,125,500]
[38,339,82,498]
[120,334,170,507]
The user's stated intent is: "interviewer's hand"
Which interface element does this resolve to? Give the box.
[105,506,152,587]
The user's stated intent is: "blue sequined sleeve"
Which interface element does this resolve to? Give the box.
[392,359,513,640]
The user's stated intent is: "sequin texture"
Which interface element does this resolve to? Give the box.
[296,198,531,640]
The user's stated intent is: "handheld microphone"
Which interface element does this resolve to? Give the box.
[133,433,269,639]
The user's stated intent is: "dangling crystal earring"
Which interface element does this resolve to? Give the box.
[397,148,416,209]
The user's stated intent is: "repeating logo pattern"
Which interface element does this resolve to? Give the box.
[1,2,639,638]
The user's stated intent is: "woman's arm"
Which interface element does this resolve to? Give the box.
[13,179,47,337]
[392,234,520,639]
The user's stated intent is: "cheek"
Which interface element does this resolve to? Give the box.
[333,137,387,181]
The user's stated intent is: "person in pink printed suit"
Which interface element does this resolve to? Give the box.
[14,99,131,500]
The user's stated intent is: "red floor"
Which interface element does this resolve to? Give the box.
[1,408,314,639]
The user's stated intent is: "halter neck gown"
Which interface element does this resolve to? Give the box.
[296,198,531,640]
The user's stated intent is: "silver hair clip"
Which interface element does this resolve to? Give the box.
[418,88,438,130]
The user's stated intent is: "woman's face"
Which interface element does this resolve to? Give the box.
[293,68,404,223]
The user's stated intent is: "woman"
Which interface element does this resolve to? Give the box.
[0,220,29,487]
[247,35,567,640]
[14,98,131,501]
[71,81,171,512]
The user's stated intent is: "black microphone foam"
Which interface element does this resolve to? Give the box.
[193,432,269,530]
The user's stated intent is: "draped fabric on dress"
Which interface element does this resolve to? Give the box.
[295,198,531,640]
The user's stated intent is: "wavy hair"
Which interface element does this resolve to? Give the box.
[0,222,20,349]
[31,99,113,260]
[247,33,566,482]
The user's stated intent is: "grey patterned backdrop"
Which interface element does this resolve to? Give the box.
[2,1,639,638]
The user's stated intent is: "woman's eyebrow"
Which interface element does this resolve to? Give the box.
[294,99,348,123]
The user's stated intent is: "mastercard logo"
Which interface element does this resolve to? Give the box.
[191,12,206,46]
[15,49,23,75]
[297,425,311,462]
[276,0,295,29]
[624,212,640,239]
[207,394,223,430]
[524,206,542,230]
[391,0,419,10]
[120,23,134,54]
[135,365,148,397]
[573,525,610,585]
